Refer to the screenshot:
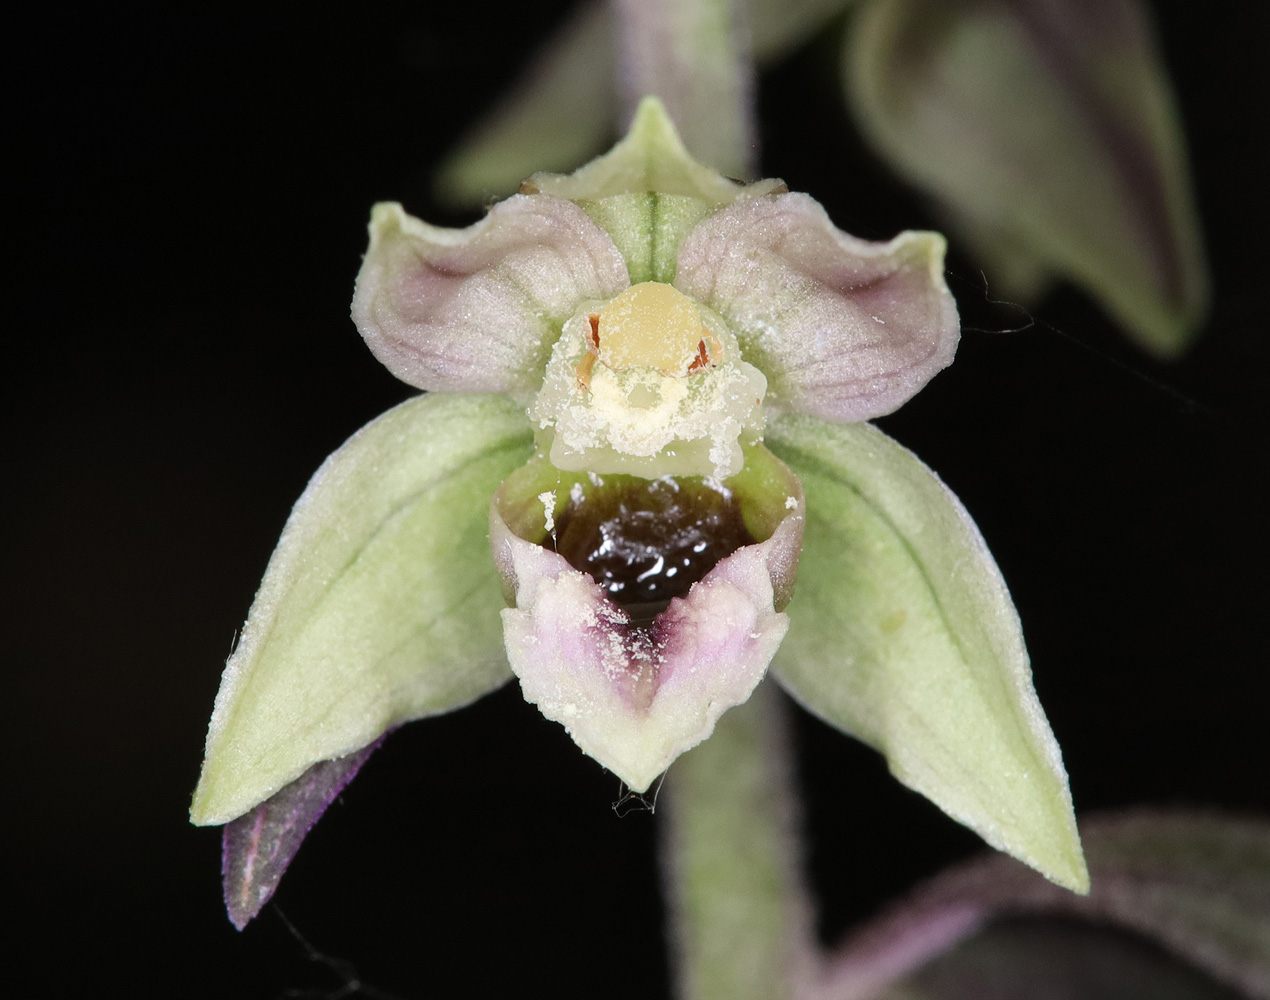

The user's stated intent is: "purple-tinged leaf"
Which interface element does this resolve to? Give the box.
[222,740,381,930]
[817,811,1270,1000]
[882,918,1245,1000]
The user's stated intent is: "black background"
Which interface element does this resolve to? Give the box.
[6,4,1267,997]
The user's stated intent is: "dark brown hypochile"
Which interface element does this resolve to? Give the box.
[552,477,756,623]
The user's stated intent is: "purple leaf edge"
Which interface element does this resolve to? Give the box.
[221,737,385,930]
[818,808,1270,1000]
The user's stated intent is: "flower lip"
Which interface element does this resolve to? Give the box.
[492,445,803,611]
[489,447,804,791]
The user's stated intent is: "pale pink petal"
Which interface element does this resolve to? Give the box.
[352,196,630,397]
[674,193,959,423]
[490,505,803,792]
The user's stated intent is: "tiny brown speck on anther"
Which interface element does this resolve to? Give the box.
[686,339,710,373]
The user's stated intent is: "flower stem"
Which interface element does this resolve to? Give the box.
[660,683,816,1000]
[613,0,758,178]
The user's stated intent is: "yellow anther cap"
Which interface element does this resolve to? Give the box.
[596,282,709,375]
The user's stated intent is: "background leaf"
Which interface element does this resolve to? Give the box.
[876,918,1243,1000]
[843,0,1208,356]
[434,3,616,207]
[434,0,857,207]
[821,811,1270,999]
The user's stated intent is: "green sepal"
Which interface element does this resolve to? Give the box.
[527,96,784,207]
[766,413,1088,892]
[191,394,533,825]
[844,0,1208,356]
[576,193,714,285]
[523,98,783,281]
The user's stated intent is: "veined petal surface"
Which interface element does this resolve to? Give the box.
[766,414,1086,892]
[352,197,630,398]
[191,394,532,825]
[675,193,958,423]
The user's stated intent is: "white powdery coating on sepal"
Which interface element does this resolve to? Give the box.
[492,516,800,792]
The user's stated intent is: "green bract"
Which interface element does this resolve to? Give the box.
[194,98,1086,929]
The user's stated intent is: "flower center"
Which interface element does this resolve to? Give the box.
[529,283,766,480]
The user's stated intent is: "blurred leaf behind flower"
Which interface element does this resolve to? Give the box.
[822,811,1270,1000]
[436,0,1207,357]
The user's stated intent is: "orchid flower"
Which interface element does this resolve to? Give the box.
[190,98,1086,929]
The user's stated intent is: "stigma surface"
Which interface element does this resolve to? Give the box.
[530,282,767,480]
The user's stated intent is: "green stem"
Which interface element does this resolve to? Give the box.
[660,683,817,1000]
[613,0,758,178]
